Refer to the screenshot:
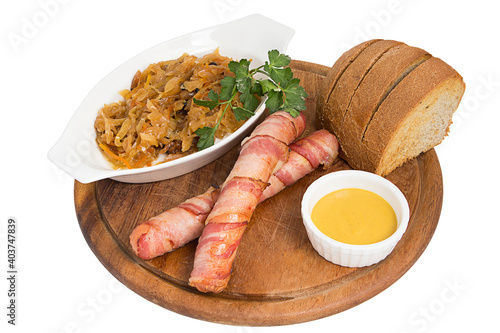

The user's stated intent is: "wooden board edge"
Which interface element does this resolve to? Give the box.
[290,59,330,76]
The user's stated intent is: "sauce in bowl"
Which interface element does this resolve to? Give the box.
[311,188,397,245]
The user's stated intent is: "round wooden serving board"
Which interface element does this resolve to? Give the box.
[74,60,443,326]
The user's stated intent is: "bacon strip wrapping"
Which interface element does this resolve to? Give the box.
[259,129,339,202]
[188,111,307,293]
[129,129,339,262]
[129,186,220,260]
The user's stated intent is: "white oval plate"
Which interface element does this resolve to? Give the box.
[48,14,295,183]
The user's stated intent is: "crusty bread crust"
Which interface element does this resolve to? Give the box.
[322,39,403,138]
[317,39,380,130]
[339,45,431,163]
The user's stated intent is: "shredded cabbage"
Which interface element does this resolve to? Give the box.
[94,49,246,169]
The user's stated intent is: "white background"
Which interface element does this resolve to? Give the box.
[2,0,499,332]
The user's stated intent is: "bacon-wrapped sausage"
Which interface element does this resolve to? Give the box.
[188,111,307,293]
[259,129,339,202]
[129,186,220,260]
[129,129,338,262]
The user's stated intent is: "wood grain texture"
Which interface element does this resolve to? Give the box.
[74,60,443,326]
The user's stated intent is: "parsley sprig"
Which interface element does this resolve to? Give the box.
[193,50,308,150]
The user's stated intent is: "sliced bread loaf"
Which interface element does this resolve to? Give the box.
[338,44,431,162]
[317,40,465,176]
[361,57,465,175]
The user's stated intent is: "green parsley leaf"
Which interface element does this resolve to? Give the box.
[239,89,261,112]
[266,90,284,113]
[285,77,300,90]
[259,79,279,93]
[208,90,220,103]
[193,90,220,109]
[229,59,251,78]
[250,81,264,96]
[268,67,293,86]
[232,107,255,121]
[195,126,217,150]
[268,49,291,68]
[236,75,252,93]
[193,98,218,109]
[220,76,236,101]
[283,84,308,111]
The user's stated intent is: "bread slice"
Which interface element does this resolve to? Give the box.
[322,39,403,137]
[339,45,432,162]
[317,39,380,129]
[360,57,466,175]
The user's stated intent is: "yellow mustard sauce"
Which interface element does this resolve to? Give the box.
[311,188,397,245]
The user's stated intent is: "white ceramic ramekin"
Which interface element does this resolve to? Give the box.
[301,170,410,267]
